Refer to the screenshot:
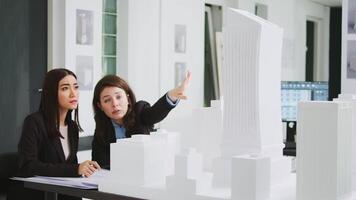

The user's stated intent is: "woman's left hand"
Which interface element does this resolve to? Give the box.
[168,70,191,102]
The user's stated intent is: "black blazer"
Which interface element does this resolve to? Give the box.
[9,112,80,200]
[17,111,79,177]
[92,94,175,169]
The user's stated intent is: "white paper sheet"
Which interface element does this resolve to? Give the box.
[11,169,110,189]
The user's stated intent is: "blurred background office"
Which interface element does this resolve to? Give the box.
[0,0,347,199]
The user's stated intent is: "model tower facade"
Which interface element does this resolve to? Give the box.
[221,8,284,158]
[297,101,352,200]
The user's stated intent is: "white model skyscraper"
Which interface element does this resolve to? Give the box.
[221,8,283,158]
[297,101,352,200]
[335,94,356,191]
[213,8,286,188]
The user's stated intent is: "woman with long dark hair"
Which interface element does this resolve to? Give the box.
[14,68,100,200]
[92,72,191,169]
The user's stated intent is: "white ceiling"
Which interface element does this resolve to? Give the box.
[310,0,342,7]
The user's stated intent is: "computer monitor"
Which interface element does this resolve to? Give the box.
[281,81,328,156]
[311,82,329,101]
[281,81,328,121]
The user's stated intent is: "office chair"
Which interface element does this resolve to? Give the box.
[0,152,17,200]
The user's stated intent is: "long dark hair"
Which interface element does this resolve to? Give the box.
[39,68,82,138]
[93,75,136,143]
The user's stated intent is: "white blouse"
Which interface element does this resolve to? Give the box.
[59,125,70,160]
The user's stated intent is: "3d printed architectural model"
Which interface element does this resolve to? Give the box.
[231,155,270,200]
[212,8,289,189]
[98,8,291,200]
[98,7,356,200]
[334,94,356,191]
[297,101,353,200]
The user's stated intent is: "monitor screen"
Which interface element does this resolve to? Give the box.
[281,81,328,121]
[311,82,329,101]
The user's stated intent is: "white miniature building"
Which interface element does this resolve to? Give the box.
[164,148,214,200]
[162,100,223,172]
[334,94,356,191]
[297,101,353,200]
[191,100,223,171]
[231,155,271,200]
[212,8,288,188]
[220,8,283,158]
[109,134,167,186]
[151,129,181,176]
[99,131,181,199]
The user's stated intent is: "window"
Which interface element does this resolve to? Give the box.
[102,0,117,75]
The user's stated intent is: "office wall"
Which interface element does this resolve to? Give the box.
[159,0,205,106]
[118,0,161,104]
[48,0,102,137]
[341,0,356,94]
[236,0,330,81]
[118,0,204,108]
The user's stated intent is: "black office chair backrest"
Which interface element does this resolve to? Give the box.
[0,152,17,179]
[0,152,18,194]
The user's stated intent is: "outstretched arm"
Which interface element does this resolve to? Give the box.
[139,71,192,126]
[167,71,191,102]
